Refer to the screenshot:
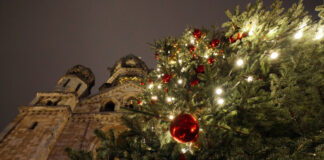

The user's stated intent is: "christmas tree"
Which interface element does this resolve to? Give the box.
[67,0,324,159]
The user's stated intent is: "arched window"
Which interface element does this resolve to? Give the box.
[100,101,115,112]
[63,79,70,87]
[46,100,53,106]
[29,122,38,130]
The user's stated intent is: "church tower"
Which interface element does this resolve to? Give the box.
[0,54,149,160]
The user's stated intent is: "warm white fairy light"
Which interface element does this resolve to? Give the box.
[148,84,153,89]
[151,96,158,101]
[270,52,279,59]
[157,68,160,72]
[157,74,161,78]
[177,79,183,84]
[217,98,225,105]
[166,97,172,102]
[204,54,209,59]
[157,84,162,89]
[178,59,182,64]
[190,38,195,44]
[294,30,303,39]
[315,28,323,40]
[181,67,186,72]
[268,28,277,35]
[169,115,174,120]
[236,59,244,66]
[171,97,175,101]
[185,43,188,46]
[181,148,187,153]
[247,76,253,82]
[215,88,223,95]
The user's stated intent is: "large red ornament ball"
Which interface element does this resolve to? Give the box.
[210,39,220,47]
[188,45,196,53]
[196,65,205,73]
[190,79,199,87]
[193,29,202,39]
[170,113,199,143]
[162,74,172,83]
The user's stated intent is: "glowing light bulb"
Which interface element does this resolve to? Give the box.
[294,30,303,39]
[270,52,279,59]
[315,28,323,40]
[148,84,153,89]
[236,59,244,66]
[181,148,187,153]
[177,79,183,84]
[169,115,174,120]
[247,76,253,82]
[166,97,172,102]
[217,98,224,105]
[157,68,160,72]
[171,97,175,101]
[190,38,195,44]
[157,84,162,89]
[181,67,186,72]
[215,88,223,95]
[204,55,209,59]
[178,59,182,64]
[151,96,158,101]
[157,74,161,78]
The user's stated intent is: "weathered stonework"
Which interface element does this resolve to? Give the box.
[0,54,148,160]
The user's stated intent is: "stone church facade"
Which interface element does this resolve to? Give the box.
[0,55,149,160]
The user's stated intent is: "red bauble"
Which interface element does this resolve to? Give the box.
[229,35,236,43]
[179,154,187,160]
[140,82,145,85]
[193,29,202,39]
[188,45,196,53]
[162,74,172,83]
[154,53,159,60]
[208,57,215,64]
[196,65,204,73]
[137,100,142,105]
[148,78,153,84]
[164,88,168,93]
[210,39,220,47]
[192,53,197,59]
[190,79,199,87]
[170,113,199,143]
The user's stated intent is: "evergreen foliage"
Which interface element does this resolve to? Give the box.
[67,0,324,159]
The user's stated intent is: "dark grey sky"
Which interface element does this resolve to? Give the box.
[0,0,322,130]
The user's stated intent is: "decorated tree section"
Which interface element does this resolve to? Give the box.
[67,1,324,160]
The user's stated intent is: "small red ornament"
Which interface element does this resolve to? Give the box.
[188,45,196,53]
[208,57,215,64]
[137,100,142,105]
[229,35,236,43]
[192,53,197,59]
[196,65,204,73]
[193,29,202,39]
[190,79,199,87]
[170,113,199,143]
[140,82,145,85]
[151,100,155,105]
[148,78,153,84]
[210,39,220,47]
[162,74,172,83]
[164,88,168,93]
[179,153,187,160]
[154,53,159,60]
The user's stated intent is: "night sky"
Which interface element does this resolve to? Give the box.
[0,0,322,130]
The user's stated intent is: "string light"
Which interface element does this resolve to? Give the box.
[181,67,186,72]
[204,55,209,59]
[247,76,253,82]
[217,98,225,105]
[166,97,172,102]
[190,38,195,44]
[157,84,162,89]
[236,59,244,66]
[181,148,187,153]
[157,68,160,72]
[151,96,158,101]
[148,84,153,89]
[315,28,323,40]
[215,88,223,95]
[169,115,174,120]
[270,52,279,59]
[177,79,183,84]
[294,30,303,39]
[178,59,182,64]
